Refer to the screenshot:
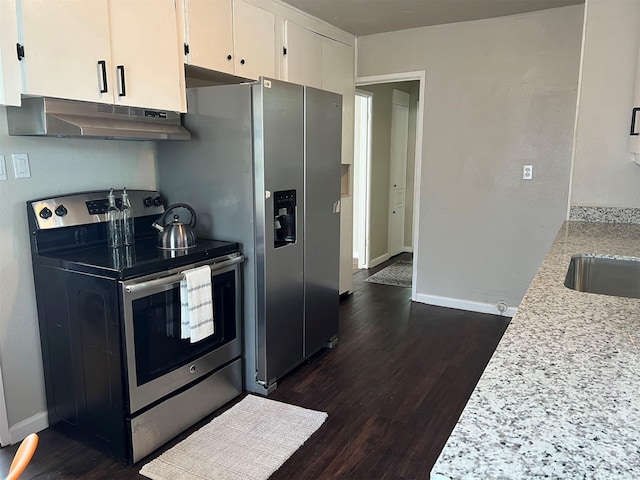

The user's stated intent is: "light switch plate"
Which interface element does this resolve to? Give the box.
[12,153,31,178]
[0,155,7,181]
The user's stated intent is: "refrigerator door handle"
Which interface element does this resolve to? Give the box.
[333,200,341,213]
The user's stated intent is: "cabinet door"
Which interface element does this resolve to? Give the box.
[233,0,275,80]
[1,0,22,105]
[19,0,112,103]
[185,0,234,74]
[283,21,321,88]
[322,37,355,164]
[108,0,185,111]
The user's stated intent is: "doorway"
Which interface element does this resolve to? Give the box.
[353,90,372,269]
[352,72,425,301]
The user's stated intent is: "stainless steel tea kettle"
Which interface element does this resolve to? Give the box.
[152,203,197,250]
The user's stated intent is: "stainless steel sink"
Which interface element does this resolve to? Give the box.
[564,254,640,299]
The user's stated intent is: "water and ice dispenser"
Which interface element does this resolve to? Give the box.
[274,190,297,248]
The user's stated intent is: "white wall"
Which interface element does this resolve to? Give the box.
[358,5,584,312]
[0,107,155,437]
[570,0,640,208]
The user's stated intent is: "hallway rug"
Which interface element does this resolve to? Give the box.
[139,395,327,480]
[364,260,412,287]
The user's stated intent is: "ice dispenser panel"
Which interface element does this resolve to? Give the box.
[274,190,296,248]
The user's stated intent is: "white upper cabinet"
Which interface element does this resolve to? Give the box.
[183,0,275,81]
[108,0,185,111]
[17,0,186,111]
[283,20,322,89]
[0,0,22,105]
[184,0,234,74]
[282,21,354,164]
[321,36,355,165]
[233,0,275,80]
[630,45,640,161]
[18,0,112,104]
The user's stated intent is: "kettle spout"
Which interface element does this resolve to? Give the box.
[152,221,164,233]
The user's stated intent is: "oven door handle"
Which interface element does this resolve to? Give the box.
[124,254,244,294]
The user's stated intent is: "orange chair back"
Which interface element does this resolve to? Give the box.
[5,433,38,480]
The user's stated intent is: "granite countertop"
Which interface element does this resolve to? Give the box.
[431,221,640,480]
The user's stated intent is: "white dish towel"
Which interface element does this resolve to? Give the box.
[180,265,215,343]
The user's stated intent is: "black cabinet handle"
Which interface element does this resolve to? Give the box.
[117,65,126,97]
[227,54,232,61]
[631,107,640,136]
[98,60,108,93]
[240,59,245,65]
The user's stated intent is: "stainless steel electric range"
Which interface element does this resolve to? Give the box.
[27,189,243,463]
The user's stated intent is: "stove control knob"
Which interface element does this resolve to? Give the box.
[39,207,52,219]
[143,196,153,207]
[55,205,68,217]
[153,196,162,207]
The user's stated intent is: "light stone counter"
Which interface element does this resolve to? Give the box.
[431,221,640,480]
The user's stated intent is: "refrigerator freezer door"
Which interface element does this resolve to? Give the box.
[253,79,306,386]
[303,86,341,356]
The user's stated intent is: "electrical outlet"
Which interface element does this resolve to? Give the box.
[523,164,533,180]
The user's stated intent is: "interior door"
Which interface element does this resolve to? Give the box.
[389,89,410,257]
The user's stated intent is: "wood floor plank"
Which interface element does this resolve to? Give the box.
[0,253,510,479]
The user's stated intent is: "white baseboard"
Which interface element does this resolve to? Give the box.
[368,253,390,269]
[9,410,48,445]
[415,294,518,318]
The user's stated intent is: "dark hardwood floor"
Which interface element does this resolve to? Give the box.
[1,253,510,479]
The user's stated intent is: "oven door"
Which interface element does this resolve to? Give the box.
[121,253,243,414]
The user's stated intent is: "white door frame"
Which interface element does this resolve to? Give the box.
[356,71,425,302]
[354,89,373,269]
[0,364,11,446]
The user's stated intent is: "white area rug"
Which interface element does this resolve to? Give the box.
[139,395,327,480]
[364,260,412,287]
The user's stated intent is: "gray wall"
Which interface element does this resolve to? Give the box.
[570,0,640,208]
[358,5,584,310]
[0,106,156,435]
[359,81,418,261]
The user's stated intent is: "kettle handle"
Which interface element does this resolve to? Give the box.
[160,203,197,229]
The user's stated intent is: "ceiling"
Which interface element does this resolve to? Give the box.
[279,0,584,36]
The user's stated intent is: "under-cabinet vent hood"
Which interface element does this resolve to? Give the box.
[6,97,191,141]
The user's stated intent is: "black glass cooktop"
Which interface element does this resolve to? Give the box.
[33,237,240,280]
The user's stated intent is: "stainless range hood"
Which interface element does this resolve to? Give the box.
[6,97,191,141]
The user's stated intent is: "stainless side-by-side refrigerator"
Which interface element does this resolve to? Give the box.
[156,78,341,394]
